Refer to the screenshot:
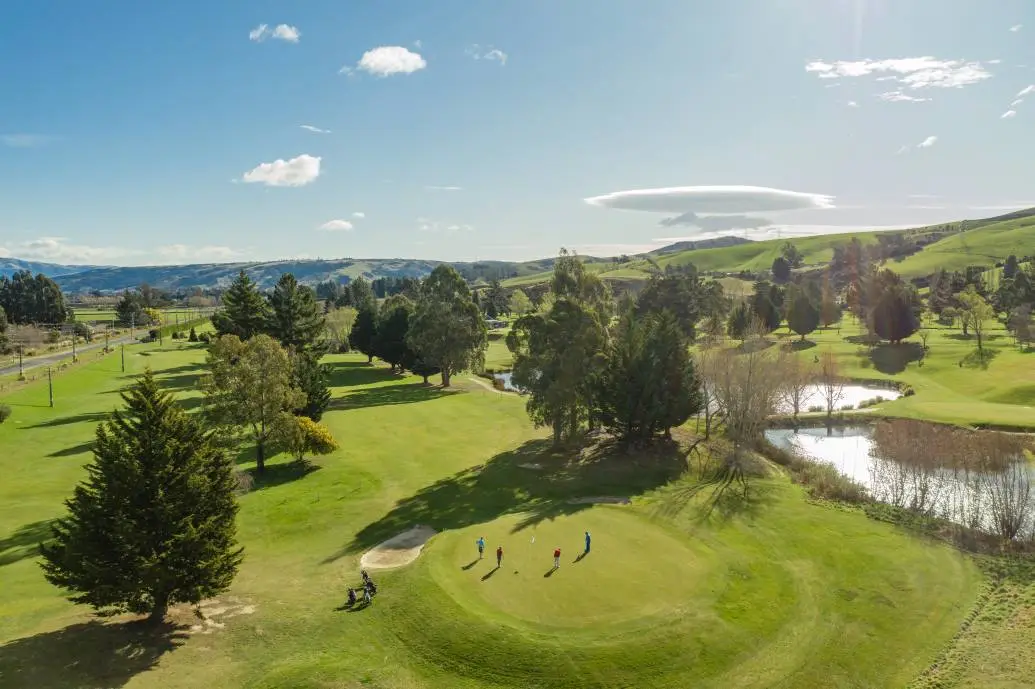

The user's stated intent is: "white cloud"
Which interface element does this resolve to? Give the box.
[416,217,474,233]
[249,23,300,43]
[241,154,321,187]
[1002,109,1017,119]
[413,39,423,49]
[969,202,1035,211]
[1,134,54,147]
[847,100,859,107]
[299,124,330,134]
[1017,85,1035,97]
[1011,99,1024,107]
[1010,24,1023,32]
[466,44,508,65]
[347,46,427,77]
[806,57,992,92]
[584,185,834,231]
[989,59,1003,65]
[425,185,463,191]
[878,90,931,103]
[918,135,938,148]
[352,211,365,219]
[318,219,353,231]
[0,238,242,265]
[895,145,910,155]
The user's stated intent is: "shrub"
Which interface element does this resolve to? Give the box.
[0,404,11,424]
[840,404,855,411]
[72,321,93,342]
[857,395,886,409]
[45,330,61,344]
[198,332,211,344]
[277,415,339,466]
[807,405,824,413]
[188,327,198,342]
[901,385,915,397]
[171,331,181,340]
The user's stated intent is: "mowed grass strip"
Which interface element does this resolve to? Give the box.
[0,343,989,688]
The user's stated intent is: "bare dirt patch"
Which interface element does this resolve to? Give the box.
[360,525,439,570]
[567,496,632,505]
[169,596,257,635]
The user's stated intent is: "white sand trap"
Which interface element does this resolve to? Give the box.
[360,525,439,570]
[567,496,631,505]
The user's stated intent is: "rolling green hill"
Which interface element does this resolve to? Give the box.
[892,213,1035,278]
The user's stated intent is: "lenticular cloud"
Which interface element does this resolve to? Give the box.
[584,185,834,229]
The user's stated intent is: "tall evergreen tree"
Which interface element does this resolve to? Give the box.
[636,264,702,341]
[349,307,379,363]
[348,277,377,312]
[407,265,488,387]
[0,270,69,324]
[727,302,751,340]
[374,295,415,372]
[115,290,146,327]
[787,293,820,341]
[596,311,702,441]
[40,371,242,622]
[750,281,781,332]
[292,352,331,421]
[770,256,791,284]
[871,283,919,344]
[213,271,270,340]
[266,273,325,352]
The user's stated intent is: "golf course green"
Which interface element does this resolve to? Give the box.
[1,332,1015,687]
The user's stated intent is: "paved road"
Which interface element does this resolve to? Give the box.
[0,334,138,379]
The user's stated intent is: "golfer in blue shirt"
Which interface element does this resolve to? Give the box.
[476,536,486,559]
[584,531,591,554]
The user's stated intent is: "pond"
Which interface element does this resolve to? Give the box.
[776,384,901,413]
[494,372,522,393]
[765,426,1035,538]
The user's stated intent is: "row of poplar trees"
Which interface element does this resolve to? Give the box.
[507,251,704,444]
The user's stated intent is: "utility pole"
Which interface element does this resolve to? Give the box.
[130,313,135,339]
[48,366,53,407]
[105,329,110,353]
[121,344,126,373]
[72,332,77,363]
[17,345,23,378]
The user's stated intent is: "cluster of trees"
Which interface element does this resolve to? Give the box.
[727,278,840,342]
[507,252,704,444]
[349,265,488,386]
[114,290,162,327]
[0,270,70,325]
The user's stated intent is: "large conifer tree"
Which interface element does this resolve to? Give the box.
[213,270,269,340]
[266,273,325,352]
[40,371,243,622]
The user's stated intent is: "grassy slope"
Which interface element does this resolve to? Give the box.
[893,215,1035,278]
[0,340,991,688]
[759,316,1035,429]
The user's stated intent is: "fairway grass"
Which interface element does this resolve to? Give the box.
[0,341,1000,688]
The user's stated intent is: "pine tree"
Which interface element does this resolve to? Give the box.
[787,293,820,341]
[349,307,379,363]
[727,302,750,340]
[292,352,331,421]
[40,371,242,622]
[374,295,414,372]
[213,270,270,340]
[266,273,325,352]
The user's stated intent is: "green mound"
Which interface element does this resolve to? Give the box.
[984,384,1035,406]
[428,509,720,627]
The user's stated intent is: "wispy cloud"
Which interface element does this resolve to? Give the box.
[1002,109,1017,119]
[1011,99,1024,107]
[1010,24,1023,32]
[1,133,55,148]
[352,211,365,219]
[318,219,353,231]
[299,124,330,134]
[988,59,1003,65]
[249,23,300,43]
[847,100,859,107]
[878,90,931,103]
[466,44,508,65]
[806,57,993,96]
[0,237,243,265]
[342,46,427,77]
[918,135,938,148]
[240,154,321,187]
[425,185,463,191]
[1018,85,1035,97]
[417,217,474,233]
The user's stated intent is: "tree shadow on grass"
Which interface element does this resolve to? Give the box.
[21,411,111,429]
[155,373,202,393]
[48,441,95,458]
[0,619,187,689]
[246,460,321,491]
[330,436,690,563]
[869,342,924,374]
[784,339,817,352]
[845,333,882,346]
[324,361,401,389]
[0,519,53,568]
[329,382,458,412]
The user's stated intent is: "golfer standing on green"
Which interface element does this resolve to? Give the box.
[584,531,591,554]
[477,536,485,559]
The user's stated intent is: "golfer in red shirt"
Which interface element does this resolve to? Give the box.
[496,545,503,568]
[553,547,561,569]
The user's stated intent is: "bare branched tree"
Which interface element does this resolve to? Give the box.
[817,350,845,422]
[779,354,815,422]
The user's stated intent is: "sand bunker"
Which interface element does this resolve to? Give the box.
[567,496,631,505]
[360,525,439,570]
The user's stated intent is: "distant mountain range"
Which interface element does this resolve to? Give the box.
[0,236,752,292]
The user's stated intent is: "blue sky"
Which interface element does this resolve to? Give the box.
[1,0,1033,266]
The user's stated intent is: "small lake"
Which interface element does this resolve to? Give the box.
[776,384,901,413]
[494,372,522,393]
[765,426,1035,538]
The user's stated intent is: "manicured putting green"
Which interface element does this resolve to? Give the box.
[428,508,718,627]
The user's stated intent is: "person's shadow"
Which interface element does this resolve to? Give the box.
[543,567,557,578]
[481,567,499,581]
[574,552,588,563]
[461,559,479,571]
